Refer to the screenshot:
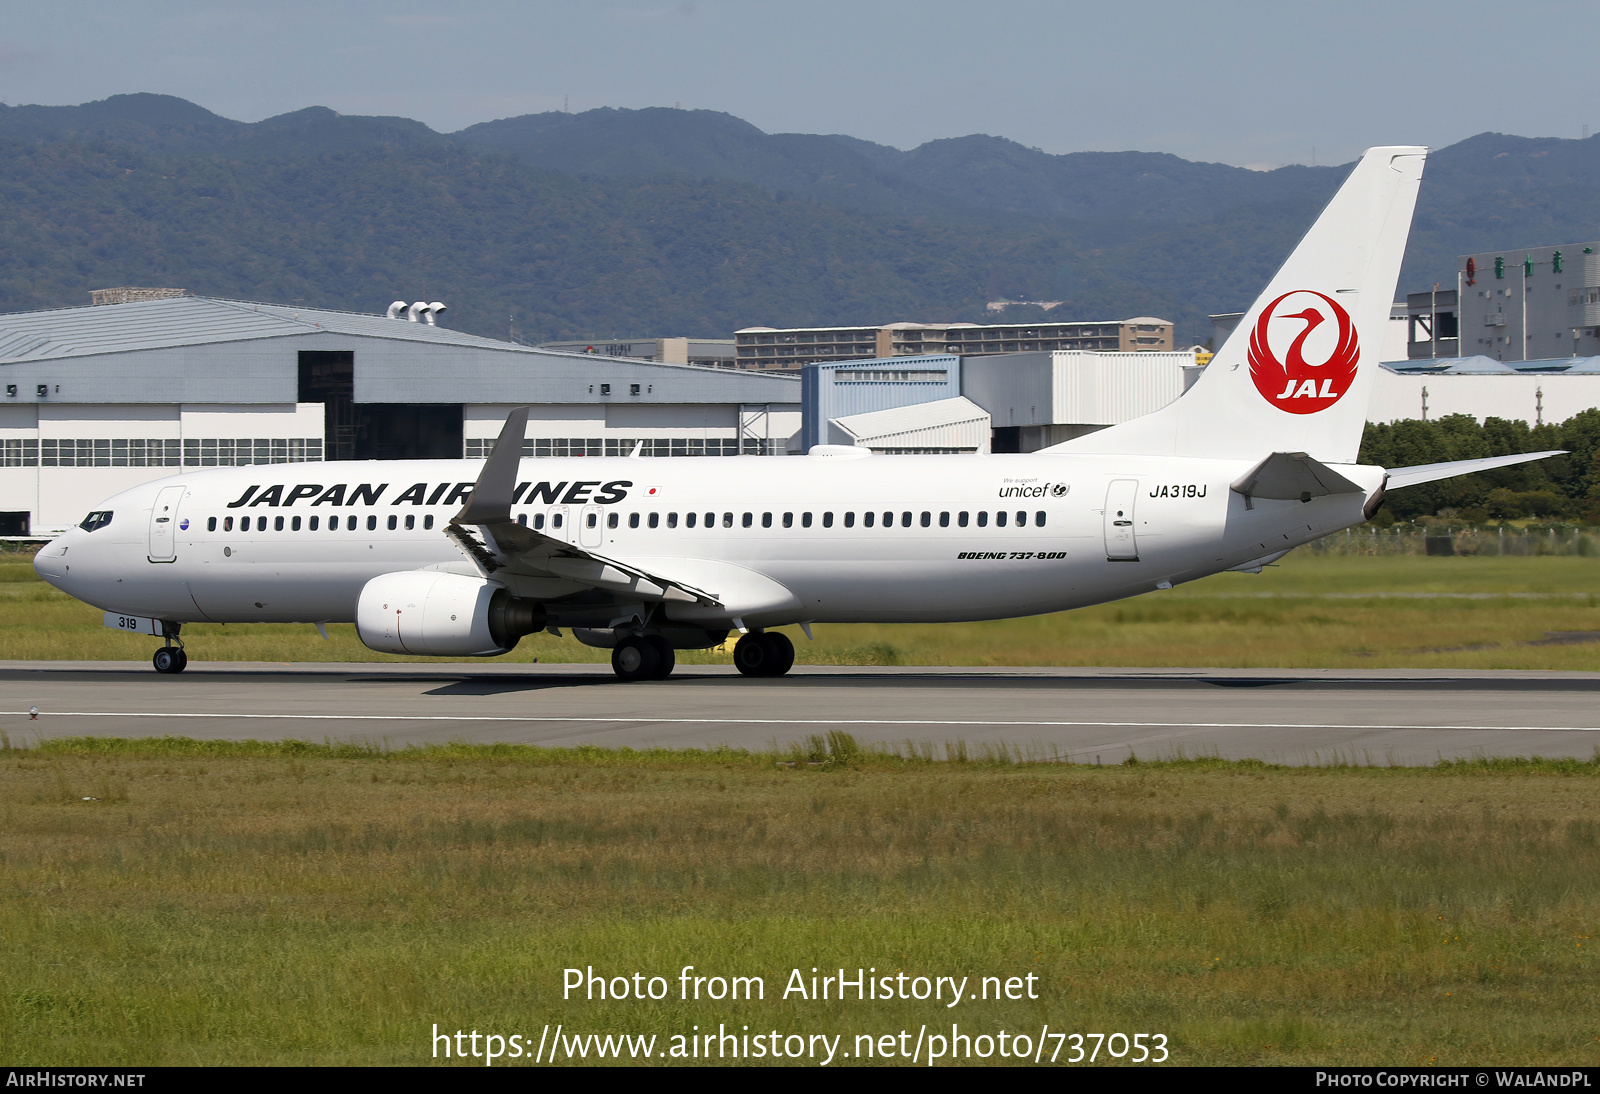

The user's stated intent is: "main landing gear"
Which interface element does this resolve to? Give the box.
[610,634,676,682]
[152,624,187,674]
[733,631,794,678]
[606,630,795,681]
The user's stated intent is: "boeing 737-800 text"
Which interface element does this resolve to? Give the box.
[32,146,1561,680]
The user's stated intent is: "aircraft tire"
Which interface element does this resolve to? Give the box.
[611,635,661,682]
[153,647,186,674]
[644,635,676,679]
[762,632,795,676]
[732,632,771,676]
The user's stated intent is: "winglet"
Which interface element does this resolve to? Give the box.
[454,407,529,525]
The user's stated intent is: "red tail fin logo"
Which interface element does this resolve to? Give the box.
[1247,290,1360,414]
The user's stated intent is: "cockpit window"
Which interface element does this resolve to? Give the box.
[79,511,113,532]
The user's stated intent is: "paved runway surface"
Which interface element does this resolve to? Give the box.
[3,660,1599,764]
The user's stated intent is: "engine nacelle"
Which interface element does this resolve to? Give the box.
[356,571,543,657]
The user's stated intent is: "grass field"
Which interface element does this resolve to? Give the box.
[3,551,1598,669]
[4,737,1600,1066]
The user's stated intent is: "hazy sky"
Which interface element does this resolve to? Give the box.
[2,0,1597,168]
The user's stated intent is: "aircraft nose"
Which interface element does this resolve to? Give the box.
[32,539,71,588]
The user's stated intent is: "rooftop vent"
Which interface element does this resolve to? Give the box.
[390,299,448,325]
[90,287,188,306]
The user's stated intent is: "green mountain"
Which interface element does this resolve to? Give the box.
[2,94,1598,347]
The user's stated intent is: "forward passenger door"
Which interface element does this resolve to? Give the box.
[147,485,187,563]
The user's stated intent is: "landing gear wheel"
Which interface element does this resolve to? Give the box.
[734,631,795,677]
[152,647,187,674]
[644,635,676,679]
[762,632,794,676]
[611,635,661,682]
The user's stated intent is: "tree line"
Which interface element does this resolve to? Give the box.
[1359,411,1600,522]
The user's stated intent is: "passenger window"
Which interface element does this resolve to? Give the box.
[939,512,950,527]
[406,514,415,530]
[883,512,893,527]
[347,515,357,530]
[1016,511,1027,527]
[310,516,319,531]
[864,512,875,528]
[648,513,659,528]
[920,511,931,527]
[515,513,526,527]
[706,512,715,527]
[762,513,772,528]
[844,512,855,528]
[553,514,563,529]
[742,512,752,528]
[533,513,544,530]
[586,513,597,528]
[207,517,217,531]
[822,512,833,528]
[783,513,793,528]
[667,512,679,528]
[273,516,283,531]
[629,513,640,529]
[977,512,988,527]
[608,513,619,529]
[802,512,813,528]
[1036,511,1046,527]
[958,512,969,527]
[257,516,267,531]
[223,516,233,531]
[901,512,912,528]
[722,512,732,528]
[292,516,302,531]
[387,515,397,530]
[997,511,1008,527]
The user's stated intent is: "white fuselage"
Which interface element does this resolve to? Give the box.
[33,452,1382,632]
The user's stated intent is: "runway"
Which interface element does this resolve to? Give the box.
[4,660,1600,764]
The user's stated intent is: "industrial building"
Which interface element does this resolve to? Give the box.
[800,349,1199,454]
[1371,356,1600,426]
[0,295,798,535]
[736,317,1174,372]
[800,355,964,451]
[1447,241,1600,362]
[535,337,738,369]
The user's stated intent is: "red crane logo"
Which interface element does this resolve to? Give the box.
[1247,290,1360,414]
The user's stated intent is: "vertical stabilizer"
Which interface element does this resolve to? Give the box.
[1046,146,1426,463]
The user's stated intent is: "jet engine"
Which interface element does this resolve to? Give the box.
[355,571,544,657]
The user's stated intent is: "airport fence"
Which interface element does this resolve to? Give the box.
[1305,525,1600,557]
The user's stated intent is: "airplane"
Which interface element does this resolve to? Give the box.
[32,145,1564,681]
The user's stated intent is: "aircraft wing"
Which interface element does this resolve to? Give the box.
[1383,451,1566,490]
[445,407,721,607]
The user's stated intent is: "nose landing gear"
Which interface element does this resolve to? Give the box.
[152,647,188,674]
[152,623,187,674]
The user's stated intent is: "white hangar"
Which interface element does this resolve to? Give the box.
[0,295,799,535]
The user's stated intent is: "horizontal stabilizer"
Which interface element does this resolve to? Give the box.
[1231,452,1364,503]
[1385,450,1566,490]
